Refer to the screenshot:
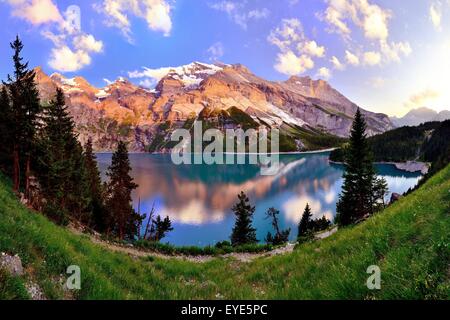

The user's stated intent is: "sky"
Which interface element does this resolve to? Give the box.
[0,0,449,117]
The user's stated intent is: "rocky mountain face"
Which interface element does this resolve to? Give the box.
[34,63,393,152]
[391,107,450,127]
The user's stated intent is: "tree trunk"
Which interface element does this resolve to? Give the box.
[25,154,31,200]
[13,144,20,192]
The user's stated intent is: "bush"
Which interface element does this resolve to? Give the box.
[134,240,273,256]
[43,202,69,226]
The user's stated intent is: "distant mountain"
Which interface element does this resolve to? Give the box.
[391,107,450,127]
[34,63,393,152]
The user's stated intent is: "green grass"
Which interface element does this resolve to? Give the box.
[134,240,274,256]
[0,165,449,300]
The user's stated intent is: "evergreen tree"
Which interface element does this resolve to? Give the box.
[372,177,389,211]
[336,108,377,226]
[146,215,174,242]
[230,191,258,246]
[298,203,312,238]
[0,86,12,174]
[309,216,331,232]
[265,207,290,245]
[38,88,88,223]
[84,138,106,231]
[105,141,143,240]
[6,36,42,195]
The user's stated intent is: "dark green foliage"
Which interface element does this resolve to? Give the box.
[105,141,143,240]
[309,216,331,232]
[297,204,331,242]
[370,122,439,162]
[329,122,442,163]
[37,88,89,224]
[230,191,258,246]
[5,36,42,193]
[146,215,174,242]
[336,109,377,226]
[298,204,313,238]
[0,269,29,300]
[84,139,106,231]
[134,240,272,256]
[0,86,12,175]
[226,106,259,130]
[42,201,69,226]
[372,177,389,211]
[265,207,290,245]
[422,120,450,175]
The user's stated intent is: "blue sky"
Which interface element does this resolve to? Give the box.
[0,0,449,116]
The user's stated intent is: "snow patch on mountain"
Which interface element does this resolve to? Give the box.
[95,89,110,99]
[267,104,307,127]
[128,62,225,89]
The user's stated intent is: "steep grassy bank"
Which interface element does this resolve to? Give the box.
[0,165,449,300]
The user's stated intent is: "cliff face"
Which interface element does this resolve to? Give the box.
[34,63,393,152]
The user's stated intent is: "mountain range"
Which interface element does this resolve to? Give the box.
[34,62,393,152]
[391,107,450,127]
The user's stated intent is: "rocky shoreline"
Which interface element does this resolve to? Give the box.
[329,160,429,175]
[390,161,430,175]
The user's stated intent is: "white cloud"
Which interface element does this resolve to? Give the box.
[73,34,104,53]
[301,40,326,58]
[322,0,390,41]
[6,0,62,25]
[94,0,173,41]
[248,8,270,19]
[405,89,441,108]
[345,50,359,66]
[48,46,91,72]
[268,19,326,76]
[209,1,270,29]
[363,51,381,66]
[430,2,442,31]
[380,41,412,63]
[5,0,104,72]
[321,0,411,66]
[316,67,332,80]
[207,42,225,61]
[330,55,345,70]
[139,78,156,88]
[274,51,314,76]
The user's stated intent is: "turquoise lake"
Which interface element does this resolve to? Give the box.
[96,152,422,246]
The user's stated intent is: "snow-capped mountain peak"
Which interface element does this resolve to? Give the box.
[129,61,226,89]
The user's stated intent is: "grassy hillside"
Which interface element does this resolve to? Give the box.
[1,165,449,300]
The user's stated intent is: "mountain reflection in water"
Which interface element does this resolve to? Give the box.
[97,152,422,246]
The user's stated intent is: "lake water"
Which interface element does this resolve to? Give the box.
[97,152,422,246]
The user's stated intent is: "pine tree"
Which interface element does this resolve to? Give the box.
[84,138,106,231]
[6,36,42,195]
[38,88,88,223]
[336,108,377,226]
[147,215,174,242]
[0,86,12,174]
[265,207,290,245]
[298,203,312,238]
[105,141,142,240]
[230,191,258,246]
[372,177,389,211]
